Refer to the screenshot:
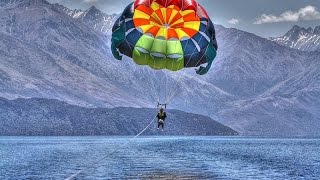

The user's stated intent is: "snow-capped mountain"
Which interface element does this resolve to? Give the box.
[199,26,320,136]
[0,0,319,136]
[0,0,131,107]
[53,3,117,35]
[271,25,320,51]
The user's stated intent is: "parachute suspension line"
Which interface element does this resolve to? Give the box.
[139,33,159,103]
[158,71,162,103]
[164,70,168,104]
[160,26,170,104]
[165,20,200,104]
[166,47,210,104]
[150,37,162,104]
[148,61,158,103]
[153,57,161,105]
[165,24,211,105]
[112,1,217,107]
[165,37,190,105]
[156,25,172,105]
[162,33,180,105]
[65,115,157,180]
[145,69,158,103]
[112,4,156,103]
[165,33,182,103]
[165,75,183,104]
[166,41,210,104]
[165,29,193,104]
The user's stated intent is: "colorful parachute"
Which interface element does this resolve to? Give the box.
[111,0,217,75]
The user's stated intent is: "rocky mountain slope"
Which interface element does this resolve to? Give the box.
[53,3,116,35]
[0,97,238,136]
[0,0,319,136]
[202,26,320,136]
[271,25,320,51]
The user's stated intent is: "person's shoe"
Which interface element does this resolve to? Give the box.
[157,128,159,130]
[161,129,164,131]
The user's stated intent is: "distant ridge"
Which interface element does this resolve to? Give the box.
[52,3,116,34]
[271,25,320,51]
[0,98,238,136]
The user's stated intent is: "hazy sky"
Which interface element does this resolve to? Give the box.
[47,0,320,37]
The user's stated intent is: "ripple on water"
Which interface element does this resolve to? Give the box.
[0,136,319,179]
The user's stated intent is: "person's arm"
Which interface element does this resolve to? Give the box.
[164,112,167,118]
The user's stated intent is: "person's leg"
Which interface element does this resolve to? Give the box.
[157,122,160,129]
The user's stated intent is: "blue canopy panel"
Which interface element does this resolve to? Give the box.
[118,28,142,57]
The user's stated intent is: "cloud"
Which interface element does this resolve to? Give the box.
[228,18,239,25]
[254,5,320,24]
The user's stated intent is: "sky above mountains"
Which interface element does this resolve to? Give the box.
[49,0,320,37]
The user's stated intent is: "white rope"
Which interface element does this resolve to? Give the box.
[165,76,184,103]
[165,19,199,104]
[165,47,209,104]
[165,43,210,104]
[65,116,157,180]
[165,23,213,105]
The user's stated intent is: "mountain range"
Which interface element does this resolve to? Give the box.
[53,3,116,35]
[0,0,319,136]
[0,97,238,136]
[271,25,320,51]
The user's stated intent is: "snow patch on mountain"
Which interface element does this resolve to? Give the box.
[53,4,117,35]
[271,25,320,51]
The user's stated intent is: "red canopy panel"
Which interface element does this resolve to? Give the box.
[196,4,209,19]
[134,0,198,12]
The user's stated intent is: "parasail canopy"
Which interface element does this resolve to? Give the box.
[111,0,218,75]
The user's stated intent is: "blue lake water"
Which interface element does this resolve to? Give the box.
[0,136,319,179]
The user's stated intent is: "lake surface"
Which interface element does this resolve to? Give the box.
[0,136,319,179]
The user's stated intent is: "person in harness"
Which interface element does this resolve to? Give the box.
[157,107,167,131]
